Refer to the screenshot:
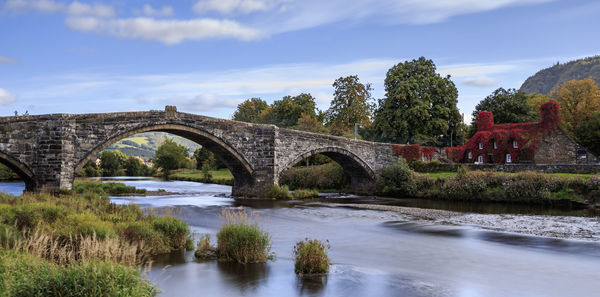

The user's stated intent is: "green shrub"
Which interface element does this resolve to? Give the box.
[0,251,158,297]
[280,162,348,190]
[293,189,319,199]
[376,157,416,197]
[152,216,189,250]
[409,160,455,173]
[265,184,292,199]
[293,238,330,275]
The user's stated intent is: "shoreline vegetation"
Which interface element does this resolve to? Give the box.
[0,182,195,296]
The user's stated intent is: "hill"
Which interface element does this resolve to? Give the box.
[520,56,600,94]
[105,132,200,160]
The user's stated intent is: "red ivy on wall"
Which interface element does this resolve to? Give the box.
[445,101,561,164]
[393,144,436,162]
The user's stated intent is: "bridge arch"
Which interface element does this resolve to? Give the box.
[74,124,254,189]
[0,151,36,192]
[279,147,376,191]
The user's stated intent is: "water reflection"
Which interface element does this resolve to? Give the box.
[217,262,270,294]
[296,275,327,296]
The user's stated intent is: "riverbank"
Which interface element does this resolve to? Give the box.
[327,203,600,241]
[168,169,233,186]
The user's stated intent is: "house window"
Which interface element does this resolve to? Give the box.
[506,153,512,163]
[477,155,483,163]
[512,140,518,149]
[468,151,472,159]
[493,141,497,149]
[478,143,483,149]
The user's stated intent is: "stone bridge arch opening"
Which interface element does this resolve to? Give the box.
[74,124,255,193]
[0,151,36,192]
[279,147,376,192]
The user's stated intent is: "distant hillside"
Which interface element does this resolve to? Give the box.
[520,56,600,94]
[105,132,200,160]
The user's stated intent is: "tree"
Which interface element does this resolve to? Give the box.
[325,75,374,135]
[550,78,600,132]
[100,150,128,176]
[527,93,553,121]
[469,88,535,136]
[124,157,148,176]
[371,57,461,145]
[296,113,326,133]
[154,139,189,178]
[232,98,270,123]
[82,161,101,177]
[267,93,318,127]
[573,111,600,156]
[193,147,225,170]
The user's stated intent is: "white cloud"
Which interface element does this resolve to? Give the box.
[134,4,174,17]
[0,56,18,64]
[0,88,17,104]
[4,0,114,17]
[463,77,499,87]
[249,0,553,34]
[193,0,270,15]
[65,16,262,44]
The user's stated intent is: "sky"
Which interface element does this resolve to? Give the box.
[0,0,599,123]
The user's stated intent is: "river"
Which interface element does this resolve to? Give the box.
[2,179,600,297]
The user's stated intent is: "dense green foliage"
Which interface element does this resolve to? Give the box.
[371,57,461,145]
[216,210,271,264]
[293,238,330,275]
[573,111,600,156]
[280,163,348,190]
[0,251,158,297]
[520,55,600,95]
[232,98,270,123]
[154,139,192,177]
[376,158,416,197]
[193,147,225,170]
[99,150,128,176]
[325,75,375,135]
[469,88,535,136]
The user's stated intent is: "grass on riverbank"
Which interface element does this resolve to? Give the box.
[379,160,600,205]
[424,171,598,179]
[0,183,194,296]
[169,169,233,185]
[71,180,146,195]
[0,251,158,297]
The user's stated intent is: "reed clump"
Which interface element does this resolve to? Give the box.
[216,209,271,264]
[293,238,330,275]
[194,234,217,260]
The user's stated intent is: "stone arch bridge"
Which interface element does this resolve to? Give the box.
[0,107,407,196]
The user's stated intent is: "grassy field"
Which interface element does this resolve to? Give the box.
[169,169,234,185]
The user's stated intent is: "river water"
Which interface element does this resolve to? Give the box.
[2,180,600,297]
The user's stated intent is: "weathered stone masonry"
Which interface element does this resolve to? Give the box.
[0,107,400,195]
